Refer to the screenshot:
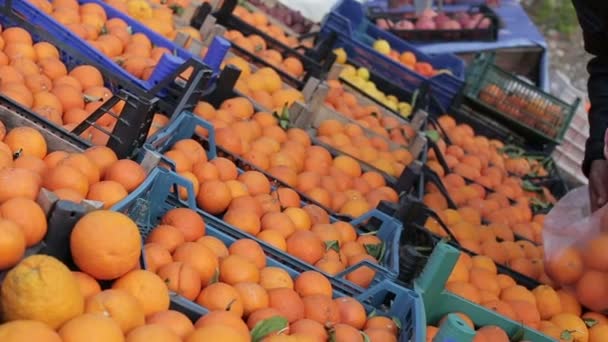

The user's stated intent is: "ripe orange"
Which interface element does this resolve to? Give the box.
[294,271,332,298]
[172,242,218,287]
[59,313,124,342]
[85,289,145,333]
[194,310,250,340]
[268,287,305,323]
[302,294,340,326]
[103,159,146,192]
[146,310,194,339]
[0,218,26,269]
[286,230,325,265]
[70,210,141,280]
[260,266,294,290]
[125,324,181,342]
[72,271,101,299]
[161,208,206,242]
[196,282,244,317]
[0,320,62,341]
[228,238,267,269]
[156,261,201,301]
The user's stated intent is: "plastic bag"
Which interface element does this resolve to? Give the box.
[543,186,608,312]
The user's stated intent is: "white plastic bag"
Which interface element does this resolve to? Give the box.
[543,186,608,312]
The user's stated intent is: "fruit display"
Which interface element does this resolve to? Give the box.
[374,7,494,34]
[246,0,315,34]
[338,65,413,117]
[189,97,400,216]
[225,56,305,111]
[371,39,436,77]
[442,250,608,342]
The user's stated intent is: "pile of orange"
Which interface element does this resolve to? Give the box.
[325,80,415,147]
[224,30,305,79]
[544,219,608,314]
[141,207,402,341]
[0,122,150,271]
[161,136,386,288]
[191,97,400,217]
[28,0,178,82]
[426,313,511,342]
[0,24,168,144]
[223,56,304,112]
[386,50,435,77]
[443,252,608,342]
[315,118,413,177]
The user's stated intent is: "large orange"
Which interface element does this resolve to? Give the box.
[172,242,218,287]
[59,313,124,342]
[70,210,141,280]
[1,255,84,329]
[146,310,194,339]
[576,270,608,312]
[268,287,305,323]
[0,320,62,341]
[196,282,244,317]
[545,246,584,286]
[161,208,206,242]
[156,261,202,301]
[85,289,145,333]
[4,126,47,159]
[345,254,378,288]
[44,164,89,197]
[113,270,170,316]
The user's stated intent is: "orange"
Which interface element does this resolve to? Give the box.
[365,328,397,342]
[194,310,250,339]
[583,234,608,271]
[282,207,312,231]
[220,254,260,284]
[86,180,128,208]
[545,246,584,285]
[286,230,325,265]
[576,270,608,312]
[294,271,332,298]
[0,218,26,269]
[260,266,294,290]
[257,230,287,251]
[224,208,262,235]
[501,285,536,305]
[551,313,589,341]
[334,297,366,329]
[268,287,305,323]
[143,243,172,272]
[197,235,229,259]
[161,208,206,242]
[146,225,185,253]
[59,313,124,342]
[173,242,218,287]
[469,267,500,296]
[507,300,541,328]
[228,238,267,269]
[44,164,89,197]
[70,210,141,280]
[446,281,481,304]
[1,255,84,329]
[365,316,399,335]
[583,312,608,326]
[146,310,194,339]
[196,282,244,317]
[474,326,509,342]
[0,320,62,341]
[302,294,340,326]
[85,289,145,333]
[103,159,146,192]
[291,319,329,342]
[531,285,562,320]
[69,65,103,90]
[72,271,101,299]
[197,180,232,214]
[557,289,582,316]
[234,282,269,316]
[156,262,202,301]
[125,324,181,342]
[113,270,170,316]
[4,126,47,159]
[345,254,378,288]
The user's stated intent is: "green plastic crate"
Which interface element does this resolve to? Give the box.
[414,242,554,342]
[464,54,580,145]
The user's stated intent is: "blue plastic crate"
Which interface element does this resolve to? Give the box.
[144,111,404,294]
[9,0,229,92]
[319,0,465,109]
[113,167,425,342]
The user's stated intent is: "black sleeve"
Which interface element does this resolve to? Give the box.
[571,1,608,176]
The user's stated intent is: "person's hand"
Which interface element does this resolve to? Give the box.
[589,159,608,212]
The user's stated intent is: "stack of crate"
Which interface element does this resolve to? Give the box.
[551,71,588,185]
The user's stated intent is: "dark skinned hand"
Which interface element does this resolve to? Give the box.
[589,159,608,212]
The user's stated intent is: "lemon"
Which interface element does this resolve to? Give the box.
[333,48,347,64]
[357,67,370,81]
[386,101,398,111]
[373,39,391,55]
[340,65,356,78]
[364,81,377,91]
[399,102,412,117]
[387,95,398,104]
